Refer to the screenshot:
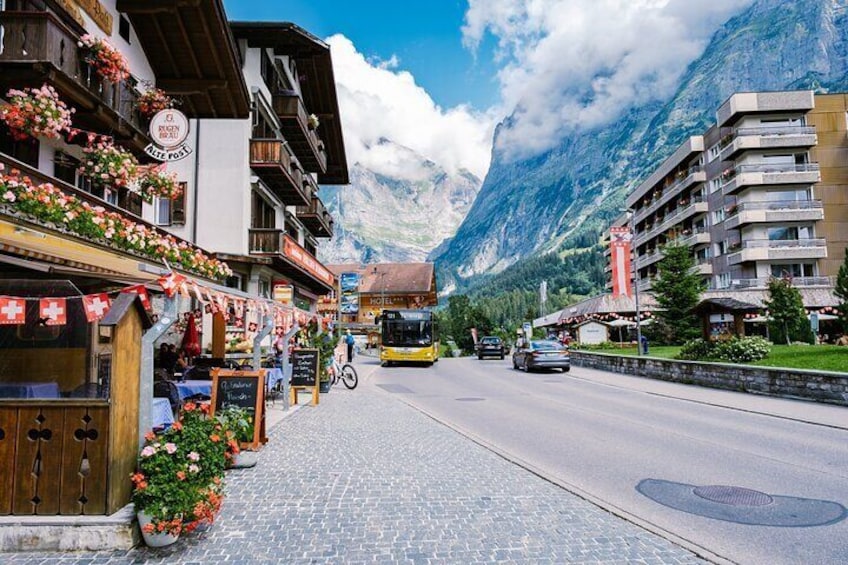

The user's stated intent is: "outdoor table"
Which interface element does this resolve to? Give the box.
[0,382,61,399]
[174,380,212,401]
[265,367,286,390]
[151,397,174,428]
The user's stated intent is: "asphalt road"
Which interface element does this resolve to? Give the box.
[365,355,848,565]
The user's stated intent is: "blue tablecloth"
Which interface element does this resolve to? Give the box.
[151,397,174,428]
[265,368,286,390]
[174,380,212,401]
[0,382,61,399]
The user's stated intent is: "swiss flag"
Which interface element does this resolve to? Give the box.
[82,293,112,322]
[157,272,186,298]
[121,285,151,311]
[39,298,67,326]
[0,297,26,325]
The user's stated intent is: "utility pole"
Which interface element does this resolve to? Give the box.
[627,209,643,356]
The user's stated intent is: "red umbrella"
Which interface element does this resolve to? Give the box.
[180,315,201,357]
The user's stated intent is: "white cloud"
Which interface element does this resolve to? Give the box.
[327,35,497,180]
[463,0,754,160]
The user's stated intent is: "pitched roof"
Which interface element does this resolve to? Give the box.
[327,263,436,294]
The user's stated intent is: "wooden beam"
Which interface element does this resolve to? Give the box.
[157,78,229,94]
[116,0,201,14]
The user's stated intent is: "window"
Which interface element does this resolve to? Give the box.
[154,196,171,226]
[259,280,271,299]
[709,178,722,194]
[53,152,79,186]
[768,225,813,241]
[119,189,142,217]
[0,123,39,168]
[118,14,131,43]
[770,263,815,278]
[765,188,810,202]
[103,188,118,206]
[695,247,710,262]
[172,182,187,225]
[251,191,276,228]
[712,209,725,224]
[715,273,731,289]
[707,143,721,162]
[714,241,727,256]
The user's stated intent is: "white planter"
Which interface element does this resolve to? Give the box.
[137,511,180,548]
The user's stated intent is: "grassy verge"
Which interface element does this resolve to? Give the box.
[575,344,847,373]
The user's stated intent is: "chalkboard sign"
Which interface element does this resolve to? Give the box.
[210,369,266,449]
[291,348,319,387]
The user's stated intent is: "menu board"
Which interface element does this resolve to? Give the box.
[291,348,319,387]
[210,369,266,449]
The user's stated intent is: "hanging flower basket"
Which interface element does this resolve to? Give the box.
[136,87,176,119]
[78,35,131,83]
[79,140,139,188]
[138,167,181,203]
[0,85,74,141]
[307,113,320,130]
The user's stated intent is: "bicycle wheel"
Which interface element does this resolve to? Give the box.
[340,364,358,389]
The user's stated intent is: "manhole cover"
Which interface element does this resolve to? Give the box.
[455,397,485,402]
[693,485,773,507]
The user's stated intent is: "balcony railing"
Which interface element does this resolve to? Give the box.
[633,166,705,224]
[635,198,708,244]
[0,11,147,151]
[272,93,328,174]
[720,162,820,194]
[727,238,828,265]
[249,139,310,206]
[718,276,834,290]
[248,228,284,254]
[725,199,824,229]
[296,196,334,238]
[718,125,817,160]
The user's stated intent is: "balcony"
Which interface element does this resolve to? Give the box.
[679,228,711,248]
[727,238,828,265]
[247,229,334,291]
[272,93,328,174]
[633,167,706,224]
[718,125,817,161]
[721,163,820,195]
[634,199,709,245]
[297,197,334,238]
[249,139,310,206]
[721,276,833,290]
[0,11,149,153]
[725,200,824,230]
[695,261,713,276]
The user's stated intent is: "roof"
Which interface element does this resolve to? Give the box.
[100,293,153,329]
[560,293,659,321]
[230,22,349,185]
[327,263,436,295]
[694,297,760,312]
[702,288,838,309]
[117,0,251,118]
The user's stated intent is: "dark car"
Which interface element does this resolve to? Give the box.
[512,339,570,372]
[476,336,505,359]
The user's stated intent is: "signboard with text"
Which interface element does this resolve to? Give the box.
[282,235,335,287]
[340,272,360,314]
[145,109,193,161]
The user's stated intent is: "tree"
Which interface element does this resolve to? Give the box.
[835,248,848,333]
[648,240,706,344]
[764,277,814,345]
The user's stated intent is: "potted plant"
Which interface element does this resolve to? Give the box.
[78,34,130,83]
[307,113,320,130]
[305,324,338,392]
[138,166,181,203]
[0,85,74,141]
[136,85,176,119]
[79,140,139,188]
[214,405,254,468]
[178,402,227,533]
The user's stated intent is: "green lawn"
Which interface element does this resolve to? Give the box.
[577,344,848,373]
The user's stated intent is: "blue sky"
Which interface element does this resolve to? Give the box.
[223,0,500,110]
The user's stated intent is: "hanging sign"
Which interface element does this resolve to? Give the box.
[340,272,360,314]
[144,109,193,161]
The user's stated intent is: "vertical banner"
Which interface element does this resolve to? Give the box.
[340,272,360,314]
[610,226,633,298]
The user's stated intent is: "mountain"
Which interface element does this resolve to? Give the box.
[318,139,481,264]
[432,0,848,296]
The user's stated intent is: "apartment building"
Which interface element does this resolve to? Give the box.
[156,22,348,311]
[624,91,848,301]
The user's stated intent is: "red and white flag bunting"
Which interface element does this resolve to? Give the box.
[157,272,187,298]
[121,285,151,311]
[83,293,112,322]
[0,297,26,325]
[39,298,67,326]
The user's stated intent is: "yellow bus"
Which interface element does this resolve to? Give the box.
[380,309,439,366]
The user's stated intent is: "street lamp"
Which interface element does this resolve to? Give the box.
[372,266,387,317]
[625,208,643,356]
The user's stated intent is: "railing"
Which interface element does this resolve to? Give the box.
[721,276,833,289]
[739,238,827,249]
[734,125,816,137]
[635,197,707,243]
[633,166,704,223]
[248,228,284,254]
[272,92,328,170]
[733,199,822,212]
[720,162,820,187]
[0,11,144,134]
[250,139,292,170]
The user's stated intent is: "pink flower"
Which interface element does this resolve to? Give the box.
[187,451,200,462]
[164,442,177,454]
[140,445,156,457]
[188,464,200,474]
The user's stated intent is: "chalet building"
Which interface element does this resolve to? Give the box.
[152,21,348,314]
[326,263,438,328]
[622,91,847,309]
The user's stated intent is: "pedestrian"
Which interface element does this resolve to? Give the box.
[640,334,649,355]
[345,329,355,362]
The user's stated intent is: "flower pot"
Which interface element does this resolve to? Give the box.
[137,511,180,548]
[319,380,331,393]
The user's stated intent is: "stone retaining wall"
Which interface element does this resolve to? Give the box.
[571,351,848,406]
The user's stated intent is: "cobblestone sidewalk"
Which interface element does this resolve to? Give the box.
[5,385,704,564]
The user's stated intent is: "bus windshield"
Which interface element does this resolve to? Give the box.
[381,311,436,347]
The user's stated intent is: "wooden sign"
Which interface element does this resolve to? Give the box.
[210,369,266,449]
[290,348,319,406]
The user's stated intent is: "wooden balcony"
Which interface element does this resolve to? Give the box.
[272,93,328,174]
[0,11,149,154]
[247,228,334,292]
[297,196,334,238]
[249,139,310,206]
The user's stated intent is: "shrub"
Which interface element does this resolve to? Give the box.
[677,336,771,363]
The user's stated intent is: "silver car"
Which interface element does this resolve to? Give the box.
[512,339,570,372]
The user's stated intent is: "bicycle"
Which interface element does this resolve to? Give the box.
[329,355,358,389]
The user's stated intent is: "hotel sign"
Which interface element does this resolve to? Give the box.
[144,109,193,161]
[282,235,335,287]
[75,0,113,34]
